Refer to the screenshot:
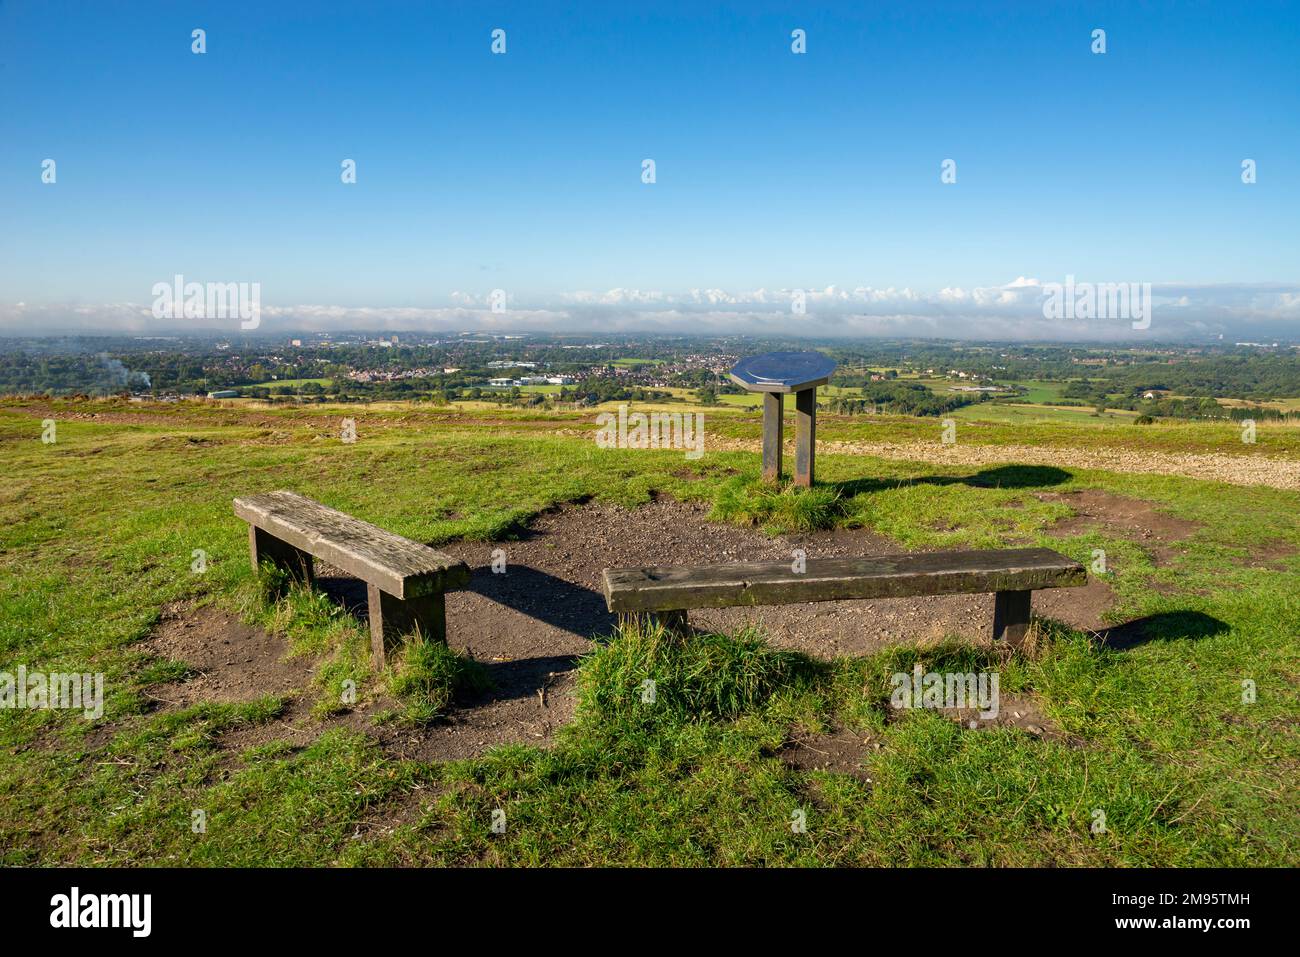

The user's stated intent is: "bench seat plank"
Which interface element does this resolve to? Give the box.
[233,491,468,599]
[604,547,1085,613]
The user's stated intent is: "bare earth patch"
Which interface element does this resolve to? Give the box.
[139,602,574,764]
[373,670,578,763]
[437,497,1117,662]
[134,496,1168,762]
[780,726,879,778]
[912,690,1081,744]
[1241,538,1300,571]
[780,690,1077,780]
[141,603,312,709]
[1039,488,1201,564]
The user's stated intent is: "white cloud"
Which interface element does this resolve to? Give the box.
[2,280,1298,341]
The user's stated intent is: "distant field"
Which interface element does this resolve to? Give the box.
[715,392,762,407]
[708,379,1116,427]
[248,377,332,389]
[503,384,562,394]
[1008,380,1069,404]
[913,377,955,392]
[953,403,1140,426]
[1219,396,1300,412]
[228,379,1276,437]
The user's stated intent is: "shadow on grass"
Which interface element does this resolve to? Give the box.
[830,464,1072,497]
[314,573,369,621]
[712,464,1073,533]
[1094,610,1230,650]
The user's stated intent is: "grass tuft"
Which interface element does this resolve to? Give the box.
[710,476,843,533]
[578,619,827,727]
[388,639,493,724]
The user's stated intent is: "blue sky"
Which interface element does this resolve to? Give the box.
[1,0,1297,338]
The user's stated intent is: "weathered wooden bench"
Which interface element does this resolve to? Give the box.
[603,547,1086,646]
[233,491,470,669]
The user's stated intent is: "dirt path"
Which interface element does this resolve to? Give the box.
[138,498,1130,763]
[701,436,1300,491]
[436,497,1119,660]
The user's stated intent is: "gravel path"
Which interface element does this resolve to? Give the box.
[703,437,1300,491]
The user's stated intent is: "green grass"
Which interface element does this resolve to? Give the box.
[248,377,333,389]
[579,619,826,727]
[1008,380,1068,404]
[1,397,1297,866]
[390,640,493,724]
[711,476,844,533]
[610,358,666,368]
[950,402,1140,426]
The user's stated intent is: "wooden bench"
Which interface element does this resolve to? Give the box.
[233,491,470,668]
[603,547,1086,646]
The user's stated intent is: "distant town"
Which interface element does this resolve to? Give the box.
[2,332,1298,422]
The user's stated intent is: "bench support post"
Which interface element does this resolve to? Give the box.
[655,609,690,637]
[762,392,783,482]
[794,388,816,487]
[620,609,690,638]
[992,589,1032,646]
[249,526,314,589]
[367,584,447,670]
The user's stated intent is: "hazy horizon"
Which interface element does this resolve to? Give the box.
[2,278,1298,343]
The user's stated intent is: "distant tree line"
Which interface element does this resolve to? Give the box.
[817,382,988,417]
[569,377,672,405]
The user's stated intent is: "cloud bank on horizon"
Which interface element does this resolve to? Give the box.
[4,279,1299,342]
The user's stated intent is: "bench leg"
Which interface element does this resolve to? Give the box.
[249,526,314,589]
[656,609,690,637]
[367,584,447,670]
[619,610,690,638]
[992,589,1032,646]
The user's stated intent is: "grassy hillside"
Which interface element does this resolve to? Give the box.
[1,397,1297,866]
